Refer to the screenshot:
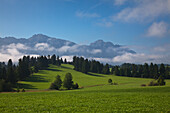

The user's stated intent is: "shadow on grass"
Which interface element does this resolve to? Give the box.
[15,83,37,89]
[23,75,49,82]
[87,73,105,77]
[46,68,62,72]
[61,66,73,70]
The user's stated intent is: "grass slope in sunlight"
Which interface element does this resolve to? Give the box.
[1,64,170,112]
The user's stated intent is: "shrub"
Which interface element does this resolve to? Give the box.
[108,79,112,84]
[17,87,20,92]
[157,76,166,86]
[148,81,158,86]
[113,82,118,85]
[141,84,146,87]
[0,80,12,92]
[22,88,25,92]
[72,83,79,89]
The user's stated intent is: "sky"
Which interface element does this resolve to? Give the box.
[0,0,170,64]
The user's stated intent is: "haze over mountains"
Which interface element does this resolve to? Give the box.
[0,34,137,64]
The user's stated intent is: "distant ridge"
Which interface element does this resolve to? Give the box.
[0,34,136,62]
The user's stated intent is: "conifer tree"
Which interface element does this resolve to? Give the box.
[160,63,165,78]
[63,73,73,90]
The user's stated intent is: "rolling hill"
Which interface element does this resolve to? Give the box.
[0,64,170,112]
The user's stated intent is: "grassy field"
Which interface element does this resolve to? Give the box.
[0,64,170,112]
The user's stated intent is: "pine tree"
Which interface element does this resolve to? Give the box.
[160,63,165,78]
[102,63,110,74]
[51,54,56,65]
[153,64,159,79]
[132,64,137,77]
[114,66,120,76]
[63,73,73,90]
[49,75,62,90]
[165,66,169,79]
[64,58,67,64]
[149,63,154,78]
[143,63,149,78]
[111,67,114,74]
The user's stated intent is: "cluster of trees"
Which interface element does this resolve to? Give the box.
[111,63,169,79]
[49,73,79,90]
[73,56,110,74]
[0,54,63,92]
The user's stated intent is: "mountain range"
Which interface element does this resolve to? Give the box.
[0,34,136,63]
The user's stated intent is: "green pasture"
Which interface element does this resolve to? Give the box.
[1,64,170,112]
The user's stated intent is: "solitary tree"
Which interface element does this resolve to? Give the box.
[108,78,112,84]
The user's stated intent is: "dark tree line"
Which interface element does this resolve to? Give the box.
[0,54,62,92]
[73,56,110,74]
[111,63,170,79]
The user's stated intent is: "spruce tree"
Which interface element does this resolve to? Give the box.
[114,66,120,76]
[143,63,149,78]
[51,54,56,65]
[165,66,169,79]
[49,75,62,90]
[153,64,159,79]
[160,63,165,78]
[63,73,73,90]
[149,63,154,78]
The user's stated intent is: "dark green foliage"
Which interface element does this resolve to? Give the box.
[148,81,159,86]
[132,64,137,77]
[108,79,112,84]
[149,63,154,78]
[0,79,12,92]
[72,83,79,89]
[17,87,20,92]
[157,76,166,86]
[63,73,73,90]
[64,58,67,64]
[143,63,149,78]
[160,63,165,78]
[56,56,61,66]
[111,67,114,74]
[114,66,120,76]
[49,75,62,90]
[6,59,17,84]
[153,64,159,79]
[22,88,25,92]
[102,63,110,74]
[73,56,110,74]
[51,54,57,65]
[165,66,170,79]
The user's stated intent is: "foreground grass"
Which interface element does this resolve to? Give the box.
[1,64,170,112]
[0,87,170,113]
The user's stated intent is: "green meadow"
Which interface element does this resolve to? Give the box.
[0,64,170,112]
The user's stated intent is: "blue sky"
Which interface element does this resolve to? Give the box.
[0,0,170,64]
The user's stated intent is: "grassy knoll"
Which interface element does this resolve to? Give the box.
[1,64,170,112]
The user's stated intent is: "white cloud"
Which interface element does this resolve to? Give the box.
[76,11,100,18]
[146,21,168,38]
[112,53,168,64]
[0,44,39,63]
[34,43,55,51]
[114,0,170,22]
[61,55,73,62]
